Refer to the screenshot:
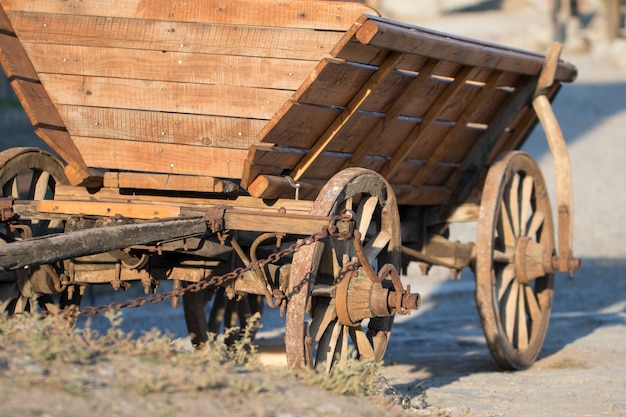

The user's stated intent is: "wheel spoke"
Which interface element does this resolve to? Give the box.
[33,170,51,201]
[309,303,337,343]
[520,175,533,236]
[526,210,545,239]
[500,201,516,247]
[497,264,516,301]
[517,285,529,349]
[502,280,519,341]
[524,284,542,321]
[363,230,391,261]
[323,321,343,373]
[508,174,521,237]
[349,326,375,361]
[355,196,378,240]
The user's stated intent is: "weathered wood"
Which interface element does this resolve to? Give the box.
[246,175,323,200]
[354,16,577,82]
[2,0,377,31]
[291,53,404,181]
[103,172,239,193]
[0,6,12,34]
[71,136,248,178]
[0,217,209,271]
[23,43,317,90]
[38,200,182,219]
[0,33,38,81]
[57,106,264,149]
[10,79,65,128]
[381,65,475,181]
[409,70,503,187]
[8,12,346,61]
[52,185,315,214]
[34,128,90,180]
[40,74,290,120]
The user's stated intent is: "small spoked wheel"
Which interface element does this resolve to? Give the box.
[475,151,555,370]
[0,148,71,314]
[285,168,402,371]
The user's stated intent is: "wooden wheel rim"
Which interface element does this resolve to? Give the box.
[285,168,401,370]
[0,148,69,314]
[475,151,555,370]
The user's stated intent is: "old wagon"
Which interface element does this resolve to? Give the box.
[0,0,580,371]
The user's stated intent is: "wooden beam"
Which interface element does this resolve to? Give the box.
[10,79,65,128]
[0,33,38,81]
[2,0,376,31]
[355,16,577,82]
[8,12,346,61]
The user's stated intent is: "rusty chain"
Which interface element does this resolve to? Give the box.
[76,228,330,318]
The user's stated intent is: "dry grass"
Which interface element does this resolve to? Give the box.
[0,310,385,399]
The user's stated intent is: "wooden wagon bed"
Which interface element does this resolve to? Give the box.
[0,0,576,208]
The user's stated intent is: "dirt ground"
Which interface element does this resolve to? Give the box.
[1,2,625,417]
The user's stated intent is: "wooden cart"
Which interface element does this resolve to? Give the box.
[0,0,580,371]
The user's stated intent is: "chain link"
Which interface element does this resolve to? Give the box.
[77,228,329,318]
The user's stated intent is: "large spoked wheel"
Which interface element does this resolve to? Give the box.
[285,168,402,371]
[183,286,264,348]
[475,151,555,370]
[0,148,71,314]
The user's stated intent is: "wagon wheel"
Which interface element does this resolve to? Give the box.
[0,148,73,314]
[285,168,402,371]
[475,151,555,370]
[183,286,263,348]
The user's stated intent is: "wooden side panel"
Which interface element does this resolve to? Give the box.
[23,43,318,90]
[57,106,265,149]
[72,136,248,178]
[9,12,346,61]
[39,74,291,121]
[2,0,377,31]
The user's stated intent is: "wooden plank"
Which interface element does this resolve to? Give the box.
[53,185,316,214]
[39,74,290,120]
[0,6,12,34]
[103,172,238,193]
[393,184,451,206]
[38,200,182,219]
[0,33,38,81]
[71,136,248,178]
[57,106,264,149]
[410,70,503,188]
[290,52,405,181]
[23,43,317,90]
[35,128,90,179]
[343,59,439,168]
[8,12,346,61]
[2,0,376,31]
[256,101,343,148]
[293,58,375,107]
[10,79,65,128]
[381,65,475,180]
[443,76,537,212]
[354,16,578,82]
